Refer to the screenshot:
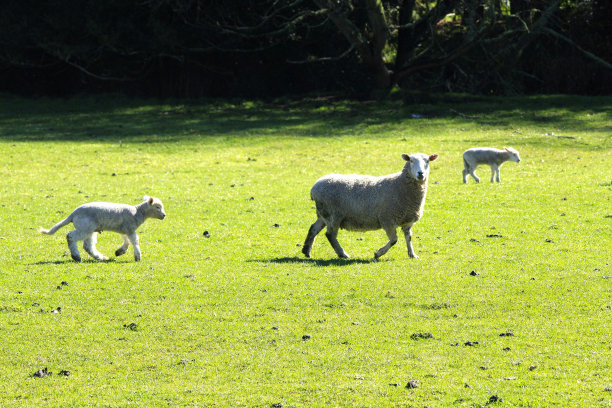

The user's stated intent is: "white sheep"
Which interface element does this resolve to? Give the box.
[302,153,438,260]
[462,147,521,183]
[39,196,166,262]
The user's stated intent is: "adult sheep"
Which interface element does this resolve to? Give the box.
[302,153,438,260]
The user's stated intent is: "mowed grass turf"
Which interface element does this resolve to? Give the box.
[0,94,610,407]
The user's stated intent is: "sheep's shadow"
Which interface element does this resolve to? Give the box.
[254,256,383,267]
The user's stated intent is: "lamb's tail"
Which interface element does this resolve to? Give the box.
[39,215,72,235]
[462,156,470,171]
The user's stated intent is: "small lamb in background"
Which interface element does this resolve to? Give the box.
[302,153,438,260]
[462,147,521,183]
[39,196,166,262]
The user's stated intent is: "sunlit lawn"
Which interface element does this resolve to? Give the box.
[0,94,610,407]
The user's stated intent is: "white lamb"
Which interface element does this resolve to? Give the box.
[462,147,521,183]
[39,196,166,262]
[302,153,438,260]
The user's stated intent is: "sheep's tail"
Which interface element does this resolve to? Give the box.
[39,215,72,235]
[462,156,470,171]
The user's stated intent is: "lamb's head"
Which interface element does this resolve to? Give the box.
[504,147,521,163]
[142,196,166,220]
[401,153,438,183]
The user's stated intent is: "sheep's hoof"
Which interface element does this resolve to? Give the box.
[301,247,311,258]
[71,254,81,262]
[115,249,126,256]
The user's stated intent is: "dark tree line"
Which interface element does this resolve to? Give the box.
[1,0,610,97]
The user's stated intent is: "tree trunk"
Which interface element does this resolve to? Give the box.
[395,0,416,72]
[364,0,392,88]
[510,0,529,15]
[315,0,392,89]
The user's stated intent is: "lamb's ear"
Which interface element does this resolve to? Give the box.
[143,195,151,202]
[148,197,154,205]
[429,154,438,161]
[401,153,411,162]
[504,147,510,152]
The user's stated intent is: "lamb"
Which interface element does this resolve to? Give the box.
[39,196,166,262]
[302,153,438,260]
[462,147,521,183]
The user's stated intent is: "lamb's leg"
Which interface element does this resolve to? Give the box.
[302,218,325,258]
[115,234,130,257]
[127,232,141,261]
[462,168,468,184]
[374,226,398,259]
[325,224,349,259]
[490,164,498,182]
[402,223,419,259]
[494,165,501,182]
[83,232,109,261]
[66,230,83,262]
[469,168,480,183]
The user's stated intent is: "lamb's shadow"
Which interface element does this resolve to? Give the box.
[32,258,119,265]
[254,256,383,267]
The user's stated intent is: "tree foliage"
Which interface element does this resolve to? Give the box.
[0,0,610,97]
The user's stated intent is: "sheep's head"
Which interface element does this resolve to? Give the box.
[143,195,166,220]
[402,153,438,182]
[504,147,521,163]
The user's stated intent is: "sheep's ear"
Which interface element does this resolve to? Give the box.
[504,147,510,152]
[402,153,411,162]
[148,197,154,205]
[143,195,151,202]
[429,154,438,161]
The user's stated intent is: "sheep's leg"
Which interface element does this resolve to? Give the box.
[325,225,349,259]
[462,168,468,184]
[66,230,84,262]
[127,232,141,261]
[494,165,501,182]
[374,226,398,259]
[302,218,325,258]
[115,234,130,257]
[402,224,419,259]
[83,232,109,261]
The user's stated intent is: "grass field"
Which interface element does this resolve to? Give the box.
[0,93,610,407]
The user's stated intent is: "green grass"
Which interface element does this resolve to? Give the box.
[0,93,611,407]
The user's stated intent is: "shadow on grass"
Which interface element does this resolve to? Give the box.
[32,258,120,265]
[32,260,74,265]
[253,256,382,267]
[1,94,610,144]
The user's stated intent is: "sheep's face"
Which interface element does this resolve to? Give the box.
[144,196,166,220]
[402,153,438,182]
[504,147,521,163]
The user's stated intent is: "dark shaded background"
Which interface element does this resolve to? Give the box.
[1,0,610,98]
